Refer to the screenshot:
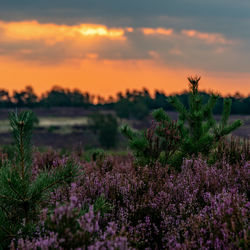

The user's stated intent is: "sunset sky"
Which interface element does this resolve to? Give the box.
[0,0,250,97]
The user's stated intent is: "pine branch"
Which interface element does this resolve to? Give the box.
[30,159,80,201]
[19,121,25,179]
[9,111,35,177]
[219,120,242,137]
[120,124,137,140]
[152,108,170,122]
[7,178,26,202]
[0,224,15,238]
[168,96,188,121]
[202,94,218,120]
[0,194,22,202]
[0,204,11,219]
[188,75,201,94]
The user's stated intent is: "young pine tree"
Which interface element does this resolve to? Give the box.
[156,76,242,167]
[122,76,242,169]
[0,111,79,249]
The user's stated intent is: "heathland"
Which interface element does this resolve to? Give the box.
[0,78,249,249]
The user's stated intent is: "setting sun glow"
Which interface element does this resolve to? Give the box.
[0,20,126,43]
[0,18,249,97]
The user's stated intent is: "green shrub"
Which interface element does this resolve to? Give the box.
[88,113,118,149]
[121,119,181,167]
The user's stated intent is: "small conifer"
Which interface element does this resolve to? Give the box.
[166,76,242,166]
[0,111,79,248]
[122,76,242,169]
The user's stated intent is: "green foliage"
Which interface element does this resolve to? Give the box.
[93,194,113,216]
[166,76,242,167]
[122,76,242,170]
[9,111,36,177]
[0,111,79,248]
[132,102,150,120]
[121,118,181,167]
[115,90,150,120]
[83,148,106,162]
[115,99,131,119]
[88,113,118,149]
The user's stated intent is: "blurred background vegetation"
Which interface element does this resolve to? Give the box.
[0,85,249,151]
[0,85,249,115]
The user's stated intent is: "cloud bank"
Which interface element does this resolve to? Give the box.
[0,19,246,73]
[0,1,249,95]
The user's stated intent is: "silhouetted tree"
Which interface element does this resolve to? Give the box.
[88,113,118,148]
[40,86,93,107]
[0,84,248,114]
[13,86,37,107]
[0,89,11,108]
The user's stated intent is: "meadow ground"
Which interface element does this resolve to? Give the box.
[0,108,249,149]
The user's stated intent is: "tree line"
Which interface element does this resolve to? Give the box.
[0,85,249,117]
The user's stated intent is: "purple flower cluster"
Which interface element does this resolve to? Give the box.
[11,151,249,249]
[12,194,129,250]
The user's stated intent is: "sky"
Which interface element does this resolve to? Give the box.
[0,0,250,97]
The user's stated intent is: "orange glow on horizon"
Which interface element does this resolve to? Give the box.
[0,56,249,98]
[0,20,248,99]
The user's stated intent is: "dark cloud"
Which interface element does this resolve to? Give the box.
[0,1,249,72]
[1,1,250,23]
[0,0,249,41]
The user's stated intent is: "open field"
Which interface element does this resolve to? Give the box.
[0,117,88,133]
[0,108,249,149]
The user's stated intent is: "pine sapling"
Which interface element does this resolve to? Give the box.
[0,111,80,248]
[122,76,242,170]
[160,76,242,167]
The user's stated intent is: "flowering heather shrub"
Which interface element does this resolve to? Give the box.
[8,151,248,249]
[211,136,250,165]
[33,149,66,171]
[163,188,249,249]
[31,150,69,180]
[11,194,129,249]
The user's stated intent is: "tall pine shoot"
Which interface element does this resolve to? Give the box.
[166,76,242,166]
[122,76,242,169]
[0,111,79,248]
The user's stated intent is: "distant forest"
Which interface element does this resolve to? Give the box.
[0,86,249,118]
